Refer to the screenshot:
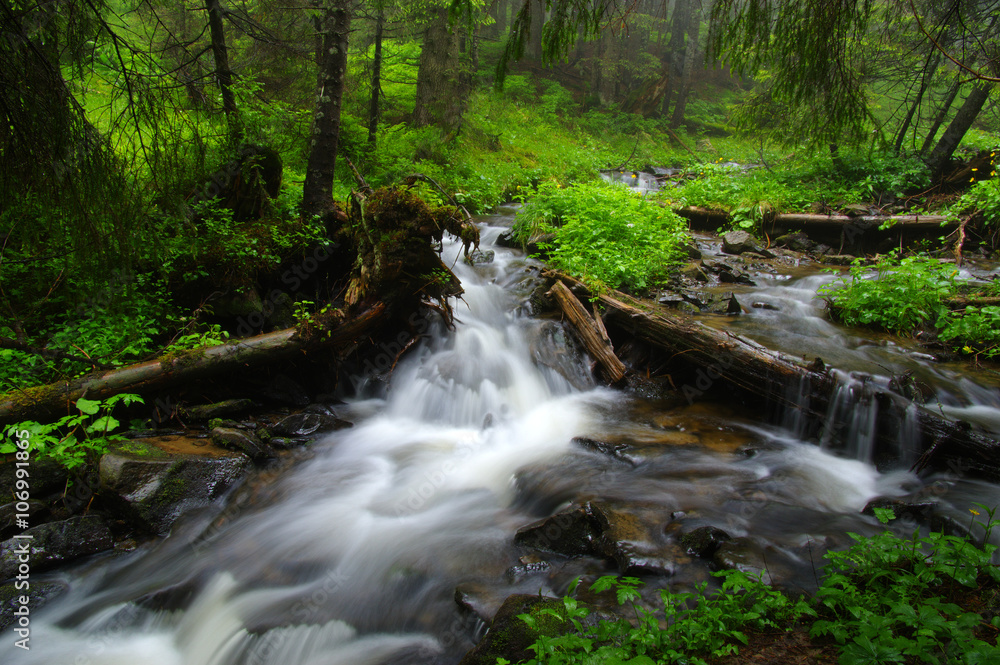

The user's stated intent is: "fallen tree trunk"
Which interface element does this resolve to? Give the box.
[546,271,1000,481]
[676,206,952,229]
[675,206,957,251]
[548,280,627,385]
[0,303,388,427]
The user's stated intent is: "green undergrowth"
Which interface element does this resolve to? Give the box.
[819,253,1000,358]
[511,180,690,292]
[503,507,1000,665]
[1,394,143,471]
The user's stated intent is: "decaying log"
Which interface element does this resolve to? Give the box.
[548,280,627,385]
[545,271,1000,480]
[675,206,956,250]
[0,303,388,427]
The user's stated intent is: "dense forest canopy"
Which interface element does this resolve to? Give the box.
[1,0,999,390]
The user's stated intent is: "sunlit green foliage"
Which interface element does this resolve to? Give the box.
[513,180,689,292]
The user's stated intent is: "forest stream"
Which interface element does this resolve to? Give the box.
[4,211,1000,665]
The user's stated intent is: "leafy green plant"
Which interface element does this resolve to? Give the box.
[811,506,1000,664]
[940,306,1000,358]
[514,180,689,291]
[1,394,144,470]
[508,507,1000,665]
[818,253,960,332]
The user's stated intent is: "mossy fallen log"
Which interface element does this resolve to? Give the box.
[545,271,1000,480]
[0,303,388,427]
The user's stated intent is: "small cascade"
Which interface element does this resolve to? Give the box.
[5,211,1000,665]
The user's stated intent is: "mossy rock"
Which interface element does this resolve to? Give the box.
[99,437,252,535]
[457,594,572,665]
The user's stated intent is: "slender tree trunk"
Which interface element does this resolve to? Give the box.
[367,11,384,148]
[925,81,993,175]
[919,77,962,157]
[662,0,692,117]
[302,0,352,220]
[894,51,941,155]
[205,0,241,144]
[669,0,701,129]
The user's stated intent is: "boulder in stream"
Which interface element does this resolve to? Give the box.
[99,437,252,534]
[0,515,113,580]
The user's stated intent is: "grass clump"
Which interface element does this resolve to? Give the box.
[512,180,689,292]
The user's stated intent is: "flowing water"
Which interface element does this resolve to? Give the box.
[6,214,1000,665]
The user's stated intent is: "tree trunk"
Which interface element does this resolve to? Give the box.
[302,0,352,220]
[669,0,701,129]
[893,51,941,155]
[662,0,693,117]
[205,0,241,144]
[367,11,384,148]
[925,81,993,175]
[919,77,961,157]
[413,7,465,133]
[0,304,388,427]
[548,280,627,384]
[527,0,545,61]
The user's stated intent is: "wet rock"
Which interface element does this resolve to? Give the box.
[99,439,252,534]
[590,502,688,576]
[458,594,569,665]
[0,580,67,629]
[711,537,799,587]
[684,242,703,260]
[706,293,743,315]
[775,232,816,252]
[525,233,556,257]
[182,399,255,421]
[679,525,732,558]
[677,301,700,314]
[722,231,775,258]
[495,230,518,248]
[717,268,756,286]
[680,262,710,282]
[210,427,273,462]
[0,459,67,500]
[459,594,617,665]
[514,505,598,557]
[861,497,934,525]
[455,582,511,623]
[269,412,353,438]
[0,500,47,541]
[752,302,780,311]
[267,437,313,450]
[572,437,636,465]
[466,249,496,265]
[0,515,113,580]
[818,254,856,266]
[658,290,687,306]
